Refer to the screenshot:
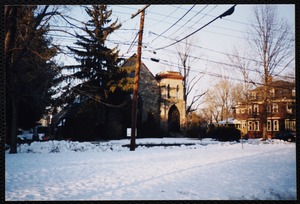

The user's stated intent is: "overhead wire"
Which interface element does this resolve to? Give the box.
[147,5,182,28]
[170,4,212,39]
[150,5,196,44]
[142,56,295,90]
[142,46,295,80]
[146,31,294,72]
[154,4,237,51]
[50,5,294,84]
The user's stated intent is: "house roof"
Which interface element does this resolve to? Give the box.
[155,71,184,80]
[121,54,157,80]
[252,80,295,92]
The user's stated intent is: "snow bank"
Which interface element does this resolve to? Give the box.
[5,138,295,201]
[10,138,286,154]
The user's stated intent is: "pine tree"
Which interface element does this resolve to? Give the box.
[59,5,125,140]
[64,5,122,103]
[6,6,60,153]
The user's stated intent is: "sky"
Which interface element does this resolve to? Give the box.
[52,4,295,107]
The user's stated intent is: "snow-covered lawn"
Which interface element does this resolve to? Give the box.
[5,138,296,201]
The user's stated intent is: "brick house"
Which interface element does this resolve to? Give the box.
[233,79,296,138]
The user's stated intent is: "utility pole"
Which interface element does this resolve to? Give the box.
[130,5,150,151]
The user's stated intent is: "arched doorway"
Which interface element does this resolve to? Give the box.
[168,105,180,132]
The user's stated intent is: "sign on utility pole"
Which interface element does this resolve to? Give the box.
[130,5,150,151]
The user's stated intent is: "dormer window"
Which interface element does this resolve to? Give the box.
[251,92,256,99]
[272,103,278,113]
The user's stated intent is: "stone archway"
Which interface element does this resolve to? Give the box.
[168,105,180,132]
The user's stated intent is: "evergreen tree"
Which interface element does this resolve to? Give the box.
[6,6,60,153]
[64,5,122,103]
[60,5,124,140]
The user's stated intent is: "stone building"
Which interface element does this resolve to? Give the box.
[120,54,161,137]
[51,54,187,140]
[122,55,186,135]
[155,71,186,132]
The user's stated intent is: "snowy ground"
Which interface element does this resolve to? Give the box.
[5,138,296,201]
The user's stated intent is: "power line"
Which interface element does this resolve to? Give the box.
[147,5,182,28]
[142,47,295,80]
[146,32,294,72]
[172,5,213,39]
[155,5,237,50]
[142,56,294,89]
[151,5,196,44]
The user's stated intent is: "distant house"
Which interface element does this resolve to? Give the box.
[233,79,296,138]
[51,54,186,140]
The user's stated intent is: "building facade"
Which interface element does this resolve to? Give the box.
[233,80,296,138]
[155,71,186,132]
[122,55,186,134]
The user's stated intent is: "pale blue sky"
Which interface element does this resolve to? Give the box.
[52,4,295,107]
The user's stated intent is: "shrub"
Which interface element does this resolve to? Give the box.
[209,126,241,142]
[186,124,207,139]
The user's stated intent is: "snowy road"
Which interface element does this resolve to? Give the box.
[5,138,296,200]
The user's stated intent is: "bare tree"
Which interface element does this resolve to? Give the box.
[175,38,207,114]
[248,5,294,140]
[227,47,255,103]
[214,78,235,126]
[202,91,221,124]
[202,77,243,126]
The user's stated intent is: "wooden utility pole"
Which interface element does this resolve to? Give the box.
[130,5,149,151]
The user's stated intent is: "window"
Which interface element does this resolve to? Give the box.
[254,121,260,131]
[272,103,278,113]
[241,121,247,129]
[286,103,293,113]
[292,88,295,97]
[176,85,179,99]
[236,108,240,114]
[273,120,279,131]
[241,109,245,114]
[167,84,170,98]
[267,105,272,113]
[253,104,259,114]
[251,92,256,99]
[267,120,272,131]
[248,121,252,131]
[285,119,296,131]
[248,106,252,114]
[163,85,167,98]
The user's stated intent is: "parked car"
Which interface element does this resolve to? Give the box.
[17,126,49,142]
[273,131,296,142]
[17,129,34,142]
